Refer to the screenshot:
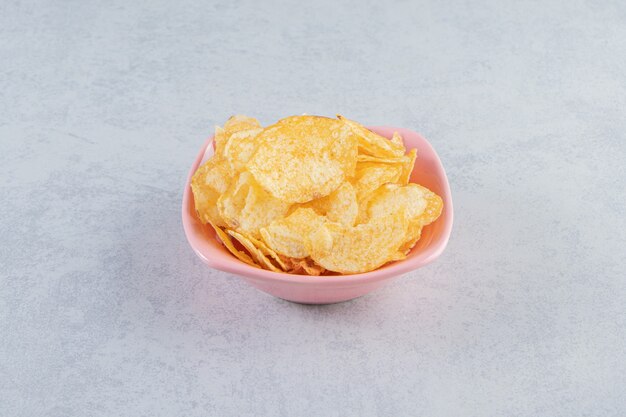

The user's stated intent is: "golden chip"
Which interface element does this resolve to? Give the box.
[224,114,261,132]
[246,116,357,203]
[356,154,405,164]
[277,256,325,275]
[227,229,282,272]
[391,131,404,147]
[214,115,261,157]
[192,114,444,275]
[354,191,377,225]
[400,227,423,254]
[223,128,263,172]
[368,183,443,225]
[293,258,326,276]
[368,183,426,222]
[398,149,417,185]
[300,258,325,275]
[259,207,326,258]
[244,233,288,271]
[337,115,405,158]
[190,156,232,226]
[367,183,443,252]
[211,223,258,268]
[218,171,291,238]
[308,210,409,274]
[352,161,403,200]
[213,126,229,158]
[355,149,416,185]
[301,181,358,226]
[192,186,222,226]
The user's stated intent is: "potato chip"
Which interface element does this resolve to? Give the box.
[303,260,325,275]
[192,114,444,275]
[246,116,357,203]
[398,148,417,185]
[190,156,232,226]
[294,258,326,276]
[223,128,263,172]
[301,181,358,226]
[422,189,444,222]
[244,233,288,271]
[369,183,443,225]
[391,131,404,147]
[218,171,291,238]
[277,256,325,275]
[400,227,423,254]
[213,126,229,158]
[354,191,376,225]
[355,148,416,185]
[337,115,405,158]
[214,115,261,157]
[192,186,222,226]
[308,210,409,274]
[211,223,258,268]
[276,115,329,126]
[224,114,261,132]
[356,154,404,164]
[227,229,282,272]
[259,207,326,258]
[366,183,443,252]
[352,161,403,200]
[368,183,425,222]
[277,255,299,273]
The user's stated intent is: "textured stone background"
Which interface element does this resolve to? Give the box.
[1,0,625,416]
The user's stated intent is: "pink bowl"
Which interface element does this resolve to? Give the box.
[182,126,453,304]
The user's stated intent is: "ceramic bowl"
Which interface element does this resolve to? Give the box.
[182,126,453,304]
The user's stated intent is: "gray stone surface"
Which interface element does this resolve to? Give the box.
[1,0,625,416]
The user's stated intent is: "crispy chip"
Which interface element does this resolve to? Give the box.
[247,116,357,203]
[367,183,443,252]
[213,126,229,158]
[356,154,405,164]
[400,227,423,254]
[391,131,404,147]
[277,256,325,275]
[192,186,222,226]
[368,183,443,226]
[301,259,325,275]
[352,161,403,200]
[214,115,261,157]
[259,207,326,258]
[368,183,426,222]
[399,149,417,185]
[223,128,263,172]
[245,233,288,271]
[337,115,405,158]
[211,223,258,268]
[192,114,444,275]
[308,210,408,274]
[355,148,416,185]
[224,115,261,132]
[227,229,282,272]
[294,258,326,276]
[190,156,232,226]
[301,181,358,226]
[218,171,291,238]
[354,191,376,225]
[277,255,299,273]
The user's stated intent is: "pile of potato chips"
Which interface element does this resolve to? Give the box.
[191,115,443,275]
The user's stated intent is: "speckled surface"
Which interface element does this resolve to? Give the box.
[1,1,625,416]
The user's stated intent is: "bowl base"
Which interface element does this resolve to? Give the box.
[243,276,401,304]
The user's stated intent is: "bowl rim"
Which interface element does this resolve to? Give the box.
[182,126,453,286]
